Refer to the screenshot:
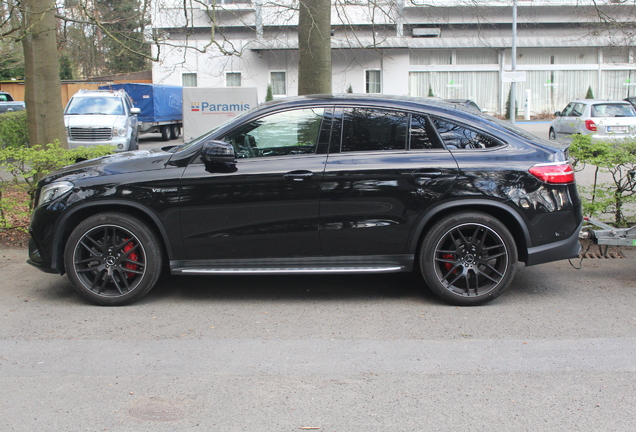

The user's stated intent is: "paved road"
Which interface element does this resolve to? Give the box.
[1,244,635,431]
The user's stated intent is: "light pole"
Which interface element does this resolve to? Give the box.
[510,0,518,124]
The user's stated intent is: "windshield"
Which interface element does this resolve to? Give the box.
[66,97,125,115]
[591,103,635,118]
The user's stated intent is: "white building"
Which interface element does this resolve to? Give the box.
[152,0,636,115]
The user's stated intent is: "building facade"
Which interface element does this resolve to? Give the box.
[152,0,636,115]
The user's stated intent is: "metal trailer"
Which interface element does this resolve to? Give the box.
[582,218,636,247]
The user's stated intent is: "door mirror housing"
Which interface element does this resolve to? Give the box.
[554,111,562,117]
[201,140,236,167]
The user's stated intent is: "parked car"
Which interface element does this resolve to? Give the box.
[28,95,582,306]
[0,91,26,114]
[64,89,141,151]
[443,99,483,112]
[549,99,636,142]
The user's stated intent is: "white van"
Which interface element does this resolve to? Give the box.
[64,89,141,151]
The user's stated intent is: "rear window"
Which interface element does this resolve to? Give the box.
[591,104,635,118]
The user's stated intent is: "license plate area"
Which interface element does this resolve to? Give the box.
[607,126,628,133]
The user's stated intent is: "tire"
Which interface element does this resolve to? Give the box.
[549,128,556,140]
[419,211,517,306]
[64,213,163,306]
[169,124,180,140]
[160,125,170,141]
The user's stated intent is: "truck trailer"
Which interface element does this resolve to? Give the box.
[100,83,183,141]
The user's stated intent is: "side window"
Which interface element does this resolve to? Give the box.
[432,118,503,150]
[410,115,444,150]
[222,108,324,158]
[341,108,408,152]
[561,103,574,116]
[571,103,584,117]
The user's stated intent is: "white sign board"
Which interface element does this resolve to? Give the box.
[502,71,527,83]
[182,87,258,141]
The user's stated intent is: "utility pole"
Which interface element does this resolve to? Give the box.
[510,0,518,124]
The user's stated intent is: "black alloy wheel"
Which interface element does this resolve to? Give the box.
[420,212,517,306]
[64,213,162,306]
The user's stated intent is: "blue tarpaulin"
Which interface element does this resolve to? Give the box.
[99,83,182,123]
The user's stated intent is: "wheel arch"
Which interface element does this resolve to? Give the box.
[408,199,532,265]
[51,200,173,274]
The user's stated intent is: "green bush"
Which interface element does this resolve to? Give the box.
[569,134,636,226]
[0,111,29,148]
[0,141,114,211]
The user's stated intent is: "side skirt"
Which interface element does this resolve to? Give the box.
[170,255,414,275]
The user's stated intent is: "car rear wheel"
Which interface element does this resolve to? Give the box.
[549,128,556,140]
[420,211,517,306]
[64,213,163,306]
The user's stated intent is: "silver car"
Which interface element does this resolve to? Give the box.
[549,99,636,142]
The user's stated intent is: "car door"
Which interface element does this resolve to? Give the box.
[179,107,332,260]
[555,102,584,137]
[319,107,459,256]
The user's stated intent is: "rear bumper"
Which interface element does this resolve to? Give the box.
[525,220,583,266]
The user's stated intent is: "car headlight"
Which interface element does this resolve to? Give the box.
[115,127,127,137]
[37,181,74,207]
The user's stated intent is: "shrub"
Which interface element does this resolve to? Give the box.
[585,86,594,99]
[569,134,636,226]
[0,111,29,148]
[0,141,114,210]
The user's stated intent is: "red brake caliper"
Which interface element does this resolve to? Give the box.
[441,254,455,272]
[123,240,138,278]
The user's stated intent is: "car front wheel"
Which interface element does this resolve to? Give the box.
[549,128,556,140]
[420,211,517,306]
[64,213,163,306]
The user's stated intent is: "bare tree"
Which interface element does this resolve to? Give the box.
[298,0,331,94]
[20,0,67,148]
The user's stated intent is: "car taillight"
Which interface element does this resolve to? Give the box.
[585,119,597,131]
[528,162,575,184]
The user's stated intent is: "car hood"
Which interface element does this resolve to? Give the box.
[44,147,176,185]
[65,114,126,128]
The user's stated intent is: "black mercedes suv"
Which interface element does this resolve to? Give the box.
[28,95,582,306]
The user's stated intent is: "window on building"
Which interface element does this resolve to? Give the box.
[341,108,408,152]
[182,73,198,87]
[226,72,241,87]
[271,72,286,96]
[365,70,381,93]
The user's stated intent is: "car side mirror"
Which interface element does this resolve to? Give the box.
[130,107,141,115]
[201,140,237,173]
[554,111,562,117]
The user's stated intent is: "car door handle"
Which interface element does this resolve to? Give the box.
[283,170,314,181]
[412,170,443,179]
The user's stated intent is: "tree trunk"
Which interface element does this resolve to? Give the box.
[297,0,331,95]
[22,0,68,148]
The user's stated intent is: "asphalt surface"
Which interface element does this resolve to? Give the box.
[2,123,636,431]
[1,247,635,431]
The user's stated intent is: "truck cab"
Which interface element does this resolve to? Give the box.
[64,89,141,151]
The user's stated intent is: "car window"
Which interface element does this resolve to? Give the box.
[432,118,503,150]
[66,97,125,115]
[341,108,408,152]
[591,103,635,118]
[561,103,574,116]
[571,103,585,117]
[222,108,324,158]
[410,115,444,150]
